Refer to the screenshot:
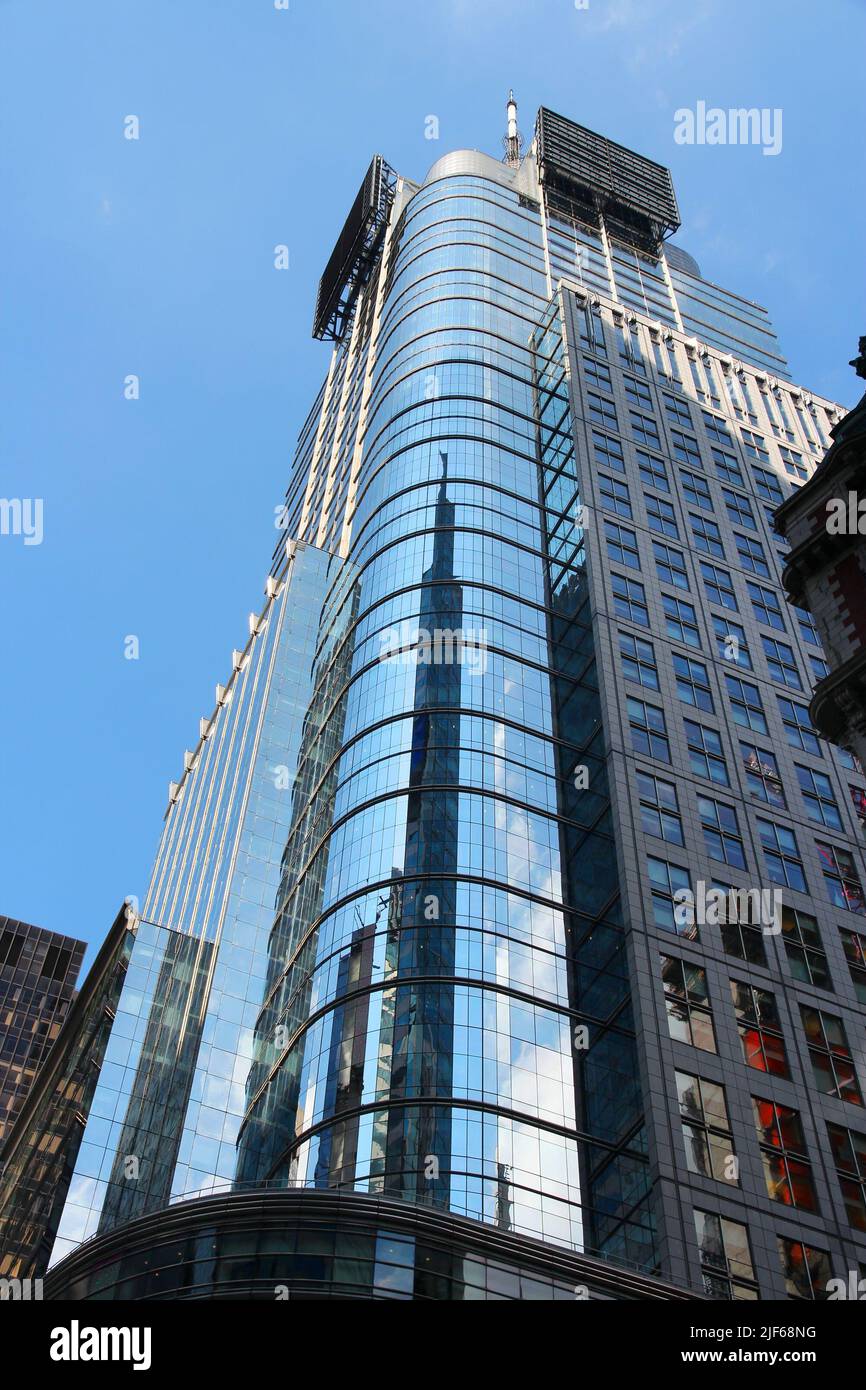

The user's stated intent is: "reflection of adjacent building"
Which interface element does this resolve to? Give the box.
[776,342,866,768]
[0,543,339,1274]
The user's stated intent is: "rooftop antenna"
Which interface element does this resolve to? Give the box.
[503,90,523,168]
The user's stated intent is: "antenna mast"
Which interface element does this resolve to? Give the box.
[503,90,523,167]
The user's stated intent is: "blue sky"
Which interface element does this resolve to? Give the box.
[1,0,864,973]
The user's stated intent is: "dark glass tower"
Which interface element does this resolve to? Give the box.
[3,100,865,1303]
[0,916,84,1146]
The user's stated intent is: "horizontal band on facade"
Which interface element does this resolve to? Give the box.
[43,1187,700,1302]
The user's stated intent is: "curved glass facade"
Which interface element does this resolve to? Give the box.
[235,168,655,1267]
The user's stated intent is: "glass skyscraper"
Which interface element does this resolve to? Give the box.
[3,102,865,1303]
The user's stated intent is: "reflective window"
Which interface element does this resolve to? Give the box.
[800,1006,863,1105]
[752,1098,817,1211]
[661,956,715,1052]
[676,1071,737,1184]
[694,1210,758,1300]
[730,980,788,1077]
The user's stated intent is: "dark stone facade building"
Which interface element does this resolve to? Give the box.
[776,342,866,770]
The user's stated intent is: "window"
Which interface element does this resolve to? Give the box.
[684,719,729,785]
[773,392,797,441]
[638,771,683,844]
[661,955,715,1051]
[711,447,743,486]
[624,375,652,407]
[801,1006,863,1105]
[677,1071,737,1184]
[664,393,691,426]
[612,572,649,626]
[741,428,769,461]
[694,1211,758,1300]
[628,697,670,761]
[701,561,738,611]
[766,509,786,545]
[722,487,756,530]
[713,615,752,669]
[671,429,701,466]
[723,372,745,421]
[782,907,831,990]
[619,631,658,690]
[762,635,800,689]
[605,520,640,569]
[816,840,866,915]
[648,856,694,935]
[757,818,806,891]
[752,1099,817,1211]
[737,373,759,424]
[702,410,731,444]
[747,581,786,631]
[809,653,830,683]
[699,797,746,868]
[654,541,689,590]
[690,514,724,559]
[851,785,866,830]
[652,337,669,380]
[688,354,706,401]
[793,604,820,647]
[837,745,864,774]
[680,469,713,511]
[752,465,784,504]
[599,473,632,518]
[630,410,660,448]
[637,449,669,493]
[584,359,612,391]
[665,339,682,383]
[579,303,607,355]
[593,429,625,473]
[780,446,808,480]
[673,654,714,712]
[778,697,821,755]
[840,927,866,1004]
[730,980,788,1076]
[645,493,678,538]
[736,533,770,578]
[827,1122,866,1231]
[796,765,841,830]
[588,391,617,429]
[714,878,767,966]
[777,1238,831,1300]
[663,593,701,647]
[725,675,767,734]
[741,742,785,807]
[618,321,645,374]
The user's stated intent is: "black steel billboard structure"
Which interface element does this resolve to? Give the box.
[312,155,397,342]
[535,107,680,253]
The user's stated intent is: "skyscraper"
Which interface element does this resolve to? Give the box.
[3,99,865,1303]
[0,916,84,1147]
